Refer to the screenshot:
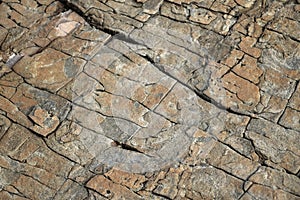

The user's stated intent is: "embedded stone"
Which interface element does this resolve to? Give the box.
[29,106,60,137]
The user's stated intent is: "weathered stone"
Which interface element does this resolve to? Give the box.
[105,168,147,191]
[135,12,151,22]
[143,0,164,14]
[268,17,300,40]
[257,93,288,122]
[1,154,66,192]
[9,136,41,163]
[45,120,95,165]
[68,164,94,184]
[210,0,234,14]
[239,36,261,58]
[29,106,60,136]
[50,26,111,60]
[0,190,29,200]
[25,147,74,177]
[0,0,299,199]
[53,180,89,200]
[245,184,300,200]
[0,85,16,99]
[13,49,85,92]
[186,167,244,199]
[249,167,300,195]
[189,7,217,25]
[153,166,184,199]
[11,175,56,200]
[222,72,260,109]
[107,1,142,17]
[279,107,300,132]
[86,175,142,199]
[86,190,108,200]
[246,118,300,174]
[289,83,300,111]
[166,0,199,4]
[235,0,256,8]
[233,55,263,84]
[259,67,296,99]
[0,114,11,140]
[205,141,259,179]
[248,22,263,38]
[0,166,20,190]
[222,49,244,68]
[258,29,300,80]
[0,95,32,127]
[160,2,189,22]
[0,123,33,155]
[11,83,71,122]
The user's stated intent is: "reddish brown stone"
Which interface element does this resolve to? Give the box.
[29,106,60,137]
[239,36,262,58]
[86,175,142,199]
[105,168,147,191]
[0,96,32,127]
[222,49,244,68]
[0,0,299,199]
[11,175,56,200]
[222,72,260,107]
[233,55,263,84]
[153,166,185,199]
[13,50,85,92]
[248,22,263,38]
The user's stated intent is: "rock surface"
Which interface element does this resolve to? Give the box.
[0,0,299,199]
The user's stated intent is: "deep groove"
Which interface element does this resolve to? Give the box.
[140,54,256,119]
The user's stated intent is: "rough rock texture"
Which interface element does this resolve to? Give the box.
[0,0,299,199]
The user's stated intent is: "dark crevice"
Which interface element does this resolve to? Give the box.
[218,139,254,161]
[139,53,256,119]
[0,31,9,52]
[28,38,59,57]
[266,27,300,43]
[59,0,120,37]
[85,186,109,199]
[2,188,31,200]
[42,137,79,165]
[111,140,154,158]
[99,27,119,37]
[246,137,268,165]
[67,108,138,144]
[59,0,253,123]
[112,33,144,46]
[251,181,300,198]
[242,166,260,193]
[152,190,173,200]
[284,168,300,177]
[208,163,245,181]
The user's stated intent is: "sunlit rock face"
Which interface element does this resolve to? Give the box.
[0,0,299,199]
